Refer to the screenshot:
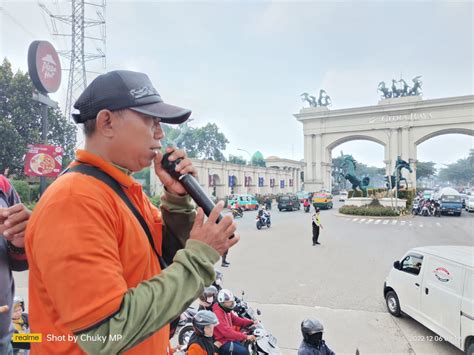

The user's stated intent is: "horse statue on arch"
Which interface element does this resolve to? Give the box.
[409,76,422,96]
[301,92,317,107]
[318,89,331,106]
[377,81,391,99]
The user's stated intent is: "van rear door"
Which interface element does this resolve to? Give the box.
[420,256,464,347]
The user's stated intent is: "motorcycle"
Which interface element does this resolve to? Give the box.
[412,202,420,215]
[248,325,282,355]
[256,210,271,230]
[175,306,198,347]
[421,204,432,217]
[236,291,282,355]
[304,204,310,213]
[232,207,243,218]
[433,205,441,217]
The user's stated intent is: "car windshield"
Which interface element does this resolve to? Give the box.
[280,197,290,201]
[441,195,461,202]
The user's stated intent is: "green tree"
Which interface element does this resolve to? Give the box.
[416,161,437,180]
[162,122,228,160]
[438,149,474,185]
[0,58,77,176]
[193,123,228,161]
[228,155,246,165]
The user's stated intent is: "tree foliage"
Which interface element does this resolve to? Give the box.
[416,161,437,180]
[161,122,228,161]
[228,155,246,165]
[0,58,77,176]
[438,149,474,185]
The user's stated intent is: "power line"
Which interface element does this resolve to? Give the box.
[39,0,106,120]
[0,6,37,38]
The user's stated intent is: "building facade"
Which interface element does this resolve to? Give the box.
[150,156,304,199]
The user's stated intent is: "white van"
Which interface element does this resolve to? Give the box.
[384,246,474,354]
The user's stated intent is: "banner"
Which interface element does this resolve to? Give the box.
[270,178,275,188]
[24,144,63,177]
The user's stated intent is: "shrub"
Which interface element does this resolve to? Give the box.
[11,180,31,203]
[339,205,400,216]
[25,202,37,211]
[397,189,416,208]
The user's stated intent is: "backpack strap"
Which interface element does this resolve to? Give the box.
[66,164,168,270]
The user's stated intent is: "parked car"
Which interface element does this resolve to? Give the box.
[296,191,311,203]
[339,190,348,202]
[227,194,259,210]
[384,246,474,354]
[278,195,300,211]
[312,192,333,209]
[465,196,474,213]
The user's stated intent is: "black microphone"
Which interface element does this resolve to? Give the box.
[161,152,225,224]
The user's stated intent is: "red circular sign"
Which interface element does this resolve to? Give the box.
[28,41,61,94]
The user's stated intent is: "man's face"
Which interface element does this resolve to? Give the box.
[12,305,22,320]
[204,324,215,337]
[223,300,234,309]
[109,109,165,172]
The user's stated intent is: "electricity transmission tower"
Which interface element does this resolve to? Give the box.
[39,0,106,119]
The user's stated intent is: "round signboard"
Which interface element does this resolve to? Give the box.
[28,41,61,94]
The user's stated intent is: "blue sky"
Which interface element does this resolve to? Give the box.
[1,0,472,168]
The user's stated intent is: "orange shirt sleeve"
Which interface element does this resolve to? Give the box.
[28,193,127,332]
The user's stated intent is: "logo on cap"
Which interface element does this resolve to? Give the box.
[130,86,159,99]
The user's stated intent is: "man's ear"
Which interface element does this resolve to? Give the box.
[95,109,117,138]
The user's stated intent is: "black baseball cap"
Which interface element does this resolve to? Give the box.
[72,70,191,124]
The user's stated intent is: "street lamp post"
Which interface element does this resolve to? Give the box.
[237,148,252,164]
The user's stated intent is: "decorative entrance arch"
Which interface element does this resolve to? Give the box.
[295,95,474,192]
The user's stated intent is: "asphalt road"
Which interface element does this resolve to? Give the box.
[217,202,473,354]
[13,201,473,354]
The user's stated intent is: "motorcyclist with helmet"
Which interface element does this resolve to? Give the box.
[230,200,243,217]
[298,318,335,355]
[186,310,220,355]
[212,289,256,355]
[11,296,30,353]
[198,286,219,311]
[303,198,311,212]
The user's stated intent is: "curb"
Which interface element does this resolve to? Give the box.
[333,212,414,220]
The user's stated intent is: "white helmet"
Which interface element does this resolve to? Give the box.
[217,289,235,312]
